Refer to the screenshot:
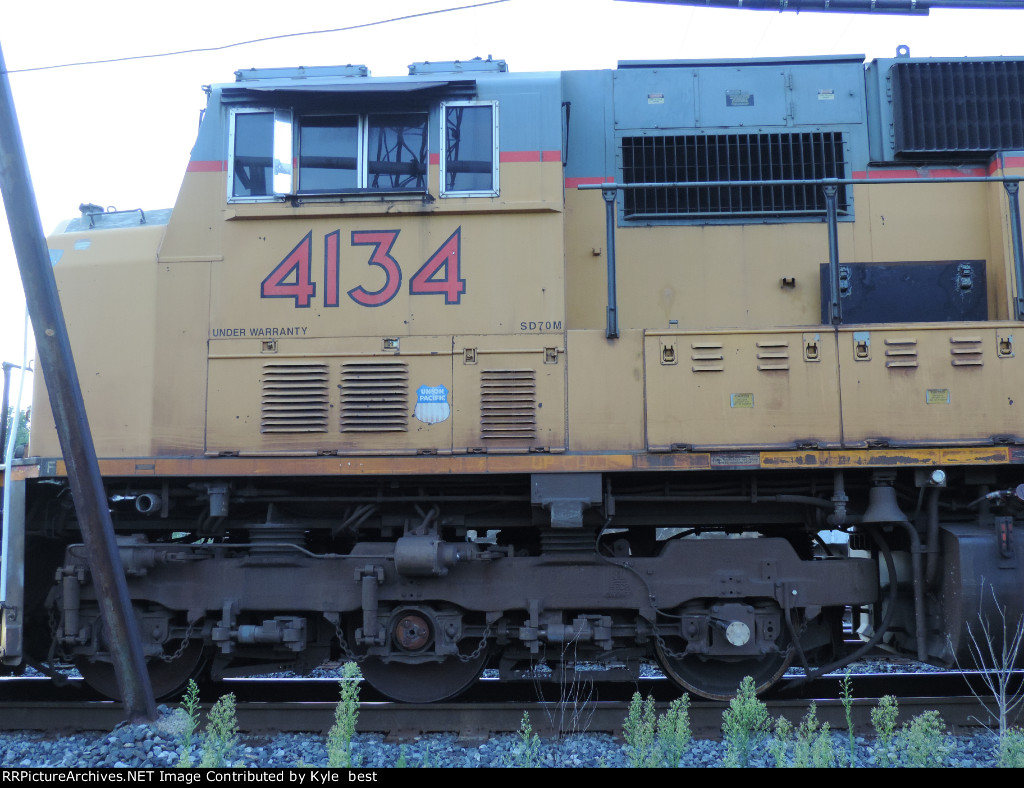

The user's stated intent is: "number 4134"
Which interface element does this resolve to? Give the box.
[260,227,465,308]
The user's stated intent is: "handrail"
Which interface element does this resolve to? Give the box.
[580,173,1024,331]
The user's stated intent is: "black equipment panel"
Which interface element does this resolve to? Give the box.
[819,259,987,324]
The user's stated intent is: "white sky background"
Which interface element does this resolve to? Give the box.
[1,0,1023,404]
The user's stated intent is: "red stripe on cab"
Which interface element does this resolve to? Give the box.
[186,160,226,172]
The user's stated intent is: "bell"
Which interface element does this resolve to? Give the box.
[861,484,909,525]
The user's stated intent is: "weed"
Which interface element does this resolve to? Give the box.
[840,670,856,767]
[327,662,362,768]
[811,721,836,768]
[622,692,658,767]
[396,745,408,769]
[721,676,770,768]
[176,679,201,768]
[769,716,793,767]
[958,583,1024,740]
[870,694,898,767]
[508,711,542,767]
[998,727,1024,768]
[198,692,238,768]
[656,695,691,767]
[898,710,949,768]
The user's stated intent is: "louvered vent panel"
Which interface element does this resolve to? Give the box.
[621,132,848,218]
[481,369,537,439]
[950,336,984,367]
[261,364,329,433]
[891,61,1024,156]
[339,361,409,432]
[885,337,918,369]
[691,342,724,373]
[756,340,790,372]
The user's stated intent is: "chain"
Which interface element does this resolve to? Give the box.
[456,621,492,663]
[652,626,689,661]
[331,618,366,664]
[159,618,199,663]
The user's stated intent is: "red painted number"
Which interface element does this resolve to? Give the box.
[409,228,465,304]
[261,233,315,308]
[262,228,466,308]
[323,230,340,308]
[348,231,402,307]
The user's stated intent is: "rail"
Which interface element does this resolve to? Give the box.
[580,174,1024,338]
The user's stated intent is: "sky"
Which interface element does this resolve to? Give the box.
[1,0,1023,407]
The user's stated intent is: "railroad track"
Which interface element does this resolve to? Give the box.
[2,669,1018,739]
[0,696,1002,740]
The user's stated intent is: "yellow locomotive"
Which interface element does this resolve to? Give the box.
[4,52,1024,701]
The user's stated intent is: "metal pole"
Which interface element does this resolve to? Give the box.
[0,42,156,721]
[1004,182,1024,322]
[0,362,13,459]
[824,183,842,325]
[602,187,619,339]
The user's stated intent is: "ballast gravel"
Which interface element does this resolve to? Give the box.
[0,705,1011,768]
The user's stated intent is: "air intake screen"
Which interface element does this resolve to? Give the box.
[340,361,409,432]
[481,369,537,440]
[891,61,1024,157]
[261,363,329,433]
[621,132,848,219]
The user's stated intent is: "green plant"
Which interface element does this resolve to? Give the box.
[721,676,770,768]
[327,662,362,768]
[898,710,949,768]
[395,745,407,768]
[198,692,238,768]
[998,727,1024,768]
[622,692,658,767]
[175,679,201,768]
[769,715,793,767]
[793,702,835,768]
[811,721,836,768]
[656,695,691,767]
[508,711,542,767]
[840,670,856,767]
[870,695,899,767]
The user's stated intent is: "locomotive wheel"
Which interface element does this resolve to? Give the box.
[76,642,208,701]
[359,651,488,703]
[654,639,793,702]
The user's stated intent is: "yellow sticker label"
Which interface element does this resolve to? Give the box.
[730,393,754,409]
[925,388,951,404]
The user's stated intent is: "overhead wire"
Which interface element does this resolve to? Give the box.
[2,0,511,75]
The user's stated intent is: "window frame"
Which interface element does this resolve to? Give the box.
[296,113,363,195]
[439,100,499,198]
[227,106,294,203]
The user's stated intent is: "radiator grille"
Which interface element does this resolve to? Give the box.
[339,361,409,432]
[891,61,1024,157]
[261,364,329,433]
[621,132,848,218]
[481,369,537,439]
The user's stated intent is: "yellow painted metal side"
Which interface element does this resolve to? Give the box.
[837,323,1024,446]
[206,336,454,454]
[452,334,566,452]
[158,172,225,263]
[644,328,841,450]
[564,181,1005,333]
[30,225,165,458]
[152,262,211,454]
[28,444,1016,482]
[566,329,646,452]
